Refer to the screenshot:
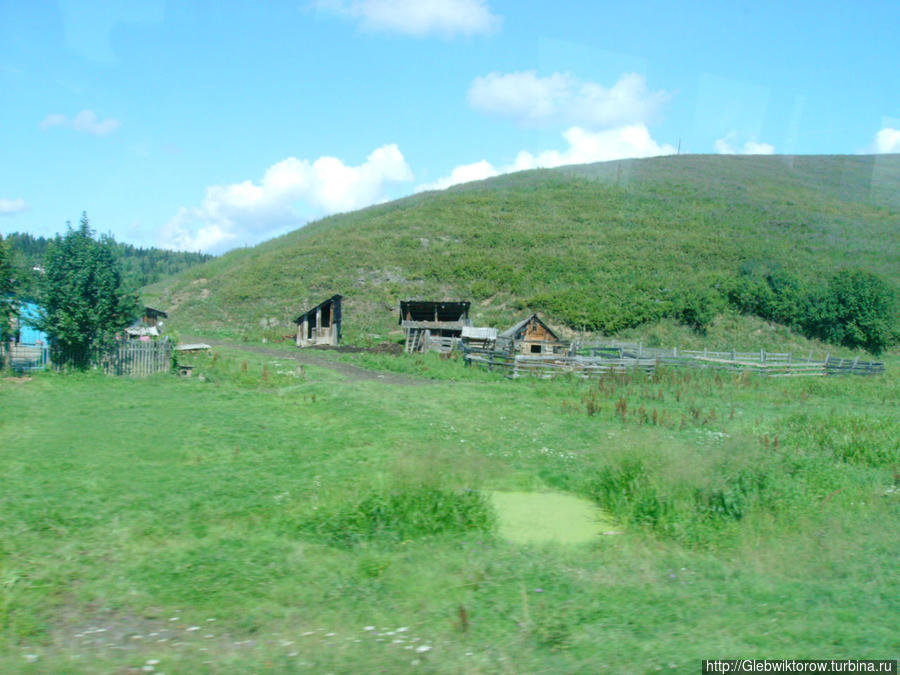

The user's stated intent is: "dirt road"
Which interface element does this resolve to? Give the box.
[181,337,433,386]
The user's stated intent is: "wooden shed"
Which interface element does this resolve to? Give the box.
[500,313,561,354]
[400,300,471,353]
[141,306,168,327]
[461,325,498,350]
[295,295,342,347]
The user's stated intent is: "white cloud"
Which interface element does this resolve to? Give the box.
[415,159,499,192]
[714,133,774,155]
[417,124,676,192]
[162,144,413,253]
[872,127,900,153]
[316,0,500,37]
[0,198,27,215]
[39,110,120,136]
[467,71,668,129]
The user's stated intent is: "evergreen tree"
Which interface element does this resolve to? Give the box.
[0,234,16,343]
[37,213,138,366]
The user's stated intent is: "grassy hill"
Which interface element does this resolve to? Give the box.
[146,154,900,349]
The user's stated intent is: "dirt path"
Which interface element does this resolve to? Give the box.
[182,337,434,386]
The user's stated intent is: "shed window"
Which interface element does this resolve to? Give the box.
[530,344,542,354]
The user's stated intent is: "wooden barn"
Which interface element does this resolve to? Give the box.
[295,295,342,347]
[499,313,562,354]
[400,300,471,353]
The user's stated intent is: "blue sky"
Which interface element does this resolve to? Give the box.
[2,0,898,253]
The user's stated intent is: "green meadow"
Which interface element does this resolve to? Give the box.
[3,347,898,673]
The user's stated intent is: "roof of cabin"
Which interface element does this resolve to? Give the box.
[398,300,470,325]
[294,294,343,324]
[499,313,560,341]
[144,306,168,319]
[461,326,498,340]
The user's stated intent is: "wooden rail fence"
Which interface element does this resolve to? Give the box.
[462,340,885,379]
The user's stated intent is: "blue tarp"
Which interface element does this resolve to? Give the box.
[18,302,48,344]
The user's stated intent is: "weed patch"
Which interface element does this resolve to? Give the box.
[301,484,495,548]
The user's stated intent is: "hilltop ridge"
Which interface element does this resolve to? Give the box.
[145,154,900,348]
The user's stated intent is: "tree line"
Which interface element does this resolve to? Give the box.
[4,229,212,301]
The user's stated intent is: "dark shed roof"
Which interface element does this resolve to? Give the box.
[144,306,168,319]
[294,295,343,324]
[399,300,470,325]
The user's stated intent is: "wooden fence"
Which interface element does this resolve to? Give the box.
[2,342,50,373]
[462,340,885,379]
[2,340,172,377]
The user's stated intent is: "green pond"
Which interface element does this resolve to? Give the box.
[489,491,620,545]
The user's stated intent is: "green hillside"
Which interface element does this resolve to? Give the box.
[146,154,900,349]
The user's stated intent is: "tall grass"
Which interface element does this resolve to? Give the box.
[2,348,898,672]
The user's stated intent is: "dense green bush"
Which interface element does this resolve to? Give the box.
[302,484,495,548]
[672,285,725,334]
[727,266,897,354]
[805,269,897,354]
[585,447,810,545]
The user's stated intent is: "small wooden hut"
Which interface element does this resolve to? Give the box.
[295,295,342,347]
[141,306,168,327]
[400,300,471,353]
[499,313,561,354]
[125,306,168,339]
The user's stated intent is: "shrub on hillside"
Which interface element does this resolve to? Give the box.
[727,265,897,354]
[726,266,811,327]
[671,285,724,334]
[804,269,897,355]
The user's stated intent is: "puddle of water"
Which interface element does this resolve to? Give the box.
[489,491,620,545]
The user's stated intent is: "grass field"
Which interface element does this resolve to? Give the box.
[2,347,898,673]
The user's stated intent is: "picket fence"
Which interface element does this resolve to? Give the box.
[2,340,172,376]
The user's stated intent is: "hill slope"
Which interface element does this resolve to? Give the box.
[146,154,900,345]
